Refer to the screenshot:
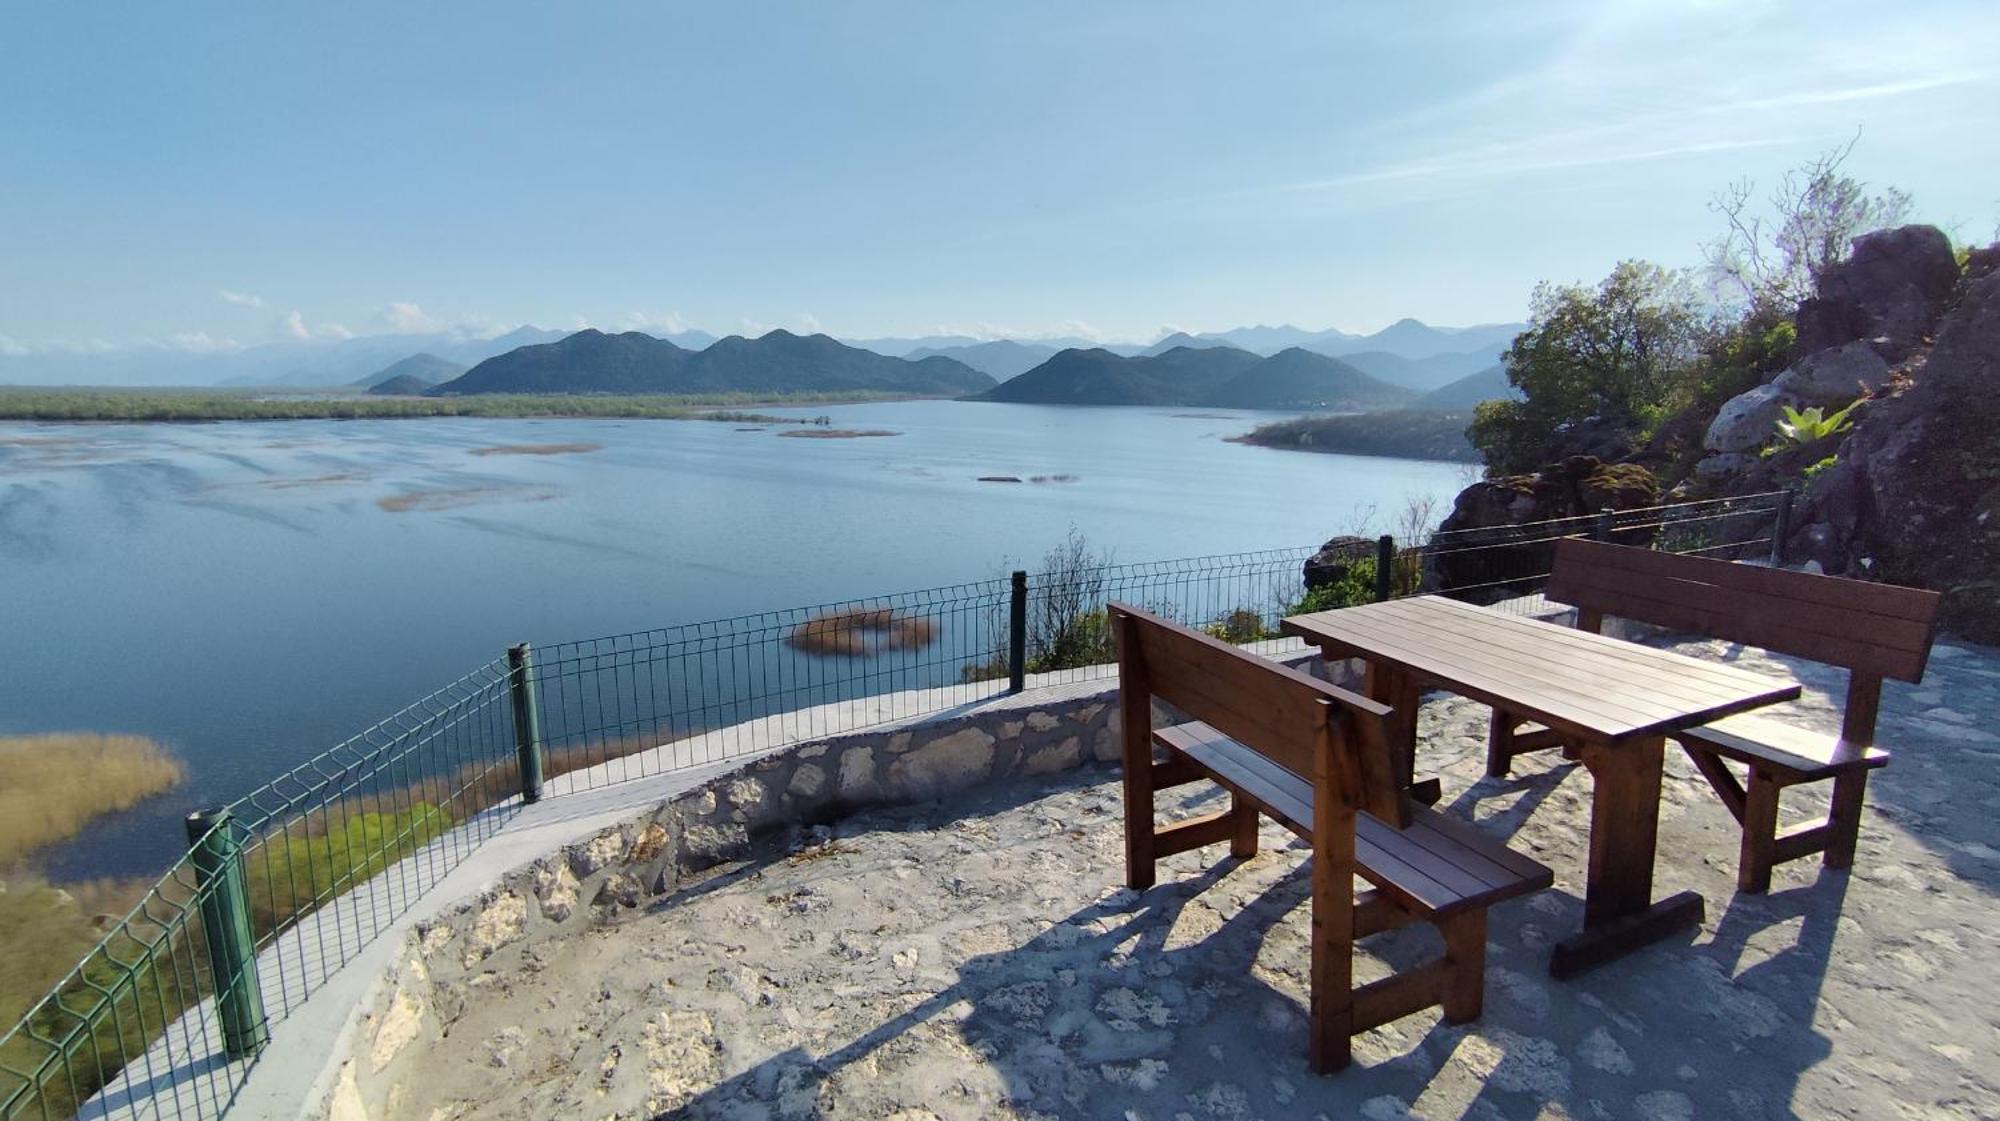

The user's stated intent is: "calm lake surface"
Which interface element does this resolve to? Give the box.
[0,399,1468,877]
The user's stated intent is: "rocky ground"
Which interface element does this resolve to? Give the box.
[384,636,2000,1121]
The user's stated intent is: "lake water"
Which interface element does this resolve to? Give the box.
[0,400,1469,877]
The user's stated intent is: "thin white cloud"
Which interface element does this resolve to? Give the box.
[1208,1,1992,215]
[164,331,239,352]
[1047,320,1115,343]
[0,335,27,357]
[920,320,1129,344]
[1282,135,1786,196]
[798,313,823,334]
[1729,73,1985,113]
[379,301,439,333]
[278,310,352,342]
[618,310,688,335]
[219,289,264,309]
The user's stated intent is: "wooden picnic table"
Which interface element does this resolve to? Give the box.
[1281,595,1802,977]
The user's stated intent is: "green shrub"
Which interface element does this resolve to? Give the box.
[1201,608,1274,644]
[1285,553,1421,614]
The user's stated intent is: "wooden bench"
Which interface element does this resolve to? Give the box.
[1488,538,1941,893]
[1110,602,1552,1072]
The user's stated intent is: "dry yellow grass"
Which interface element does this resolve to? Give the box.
[0,734,185,866]
[786,607,939,657]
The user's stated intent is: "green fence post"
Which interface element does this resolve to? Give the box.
[1008,571,1028,694]
[1375,535,1395,602]
[1770,490,1795,565]
[508,643,544,804]
[184,808,269,1058]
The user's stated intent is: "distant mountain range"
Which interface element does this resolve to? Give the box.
[1335,346,1504,392]
[902,339,1059,380]
[846,318,1521,365]
[1413,364,1519,410]
[0,316,1521,394]
[360,352,467,395]
[432,329,995,397]
[978,344,1412,411]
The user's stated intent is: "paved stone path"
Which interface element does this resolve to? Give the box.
[382,637,2000,1121]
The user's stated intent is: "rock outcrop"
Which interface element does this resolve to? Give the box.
[1434,224,1994,638]
[1793,224,1960,360]
[1677,224,2000,641]
[1789,268,2000,639]
[1702,341,1891,454]
[1302,535,1376,589]
[1429,457,1660,596]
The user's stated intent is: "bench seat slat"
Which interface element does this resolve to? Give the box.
[1678,711,1890,778]
[1155,721,1552,917]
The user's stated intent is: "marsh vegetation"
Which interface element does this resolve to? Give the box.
[0,387,891,423]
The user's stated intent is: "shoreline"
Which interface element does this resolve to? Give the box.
[1230,408,1481,465]
[0,388,928,424]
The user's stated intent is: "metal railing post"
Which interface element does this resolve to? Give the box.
[1375,535,1395,602]
[184,808,269,1058]
[1008,571,1028,693]
[1770,490,1795,565]
[1593,509,1615,543]
[508,643,544,803]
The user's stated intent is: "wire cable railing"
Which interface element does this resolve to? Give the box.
[0,489,1793,1121]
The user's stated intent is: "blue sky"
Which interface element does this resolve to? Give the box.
[2,0,1995,355]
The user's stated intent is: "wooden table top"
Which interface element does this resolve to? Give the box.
[1281,595,1803,743]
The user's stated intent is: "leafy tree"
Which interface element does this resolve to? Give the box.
[1469,261,1708,475]
[1704,135,1913,315]
[1689,305,1795,414]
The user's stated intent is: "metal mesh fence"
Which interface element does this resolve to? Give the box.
[2,662,521,1121]
[1415,491,1787,611]
[0,490,1791,1121]
[531,577,1013,794]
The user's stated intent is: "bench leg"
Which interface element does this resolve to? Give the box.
[1823,770,1868,871]
[1739,765,1782,894]
[1229,789,1260,859]
[1122,761,1157,891]
[1486,709,1516,778]
[1308,868,1355,1073]
[1488,708,1574,778]
[1438,910,1488,1024]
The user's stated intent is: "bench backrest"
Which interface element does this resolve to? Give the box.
[1107,601,1404,824]
[1544,538,1942,684]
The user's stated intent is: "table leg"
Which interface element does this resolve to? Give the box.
[1549,735,1704,979]
[1360,660,1440,805]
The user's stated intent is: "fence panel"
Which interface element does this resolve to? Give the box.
[528,577,1013,794]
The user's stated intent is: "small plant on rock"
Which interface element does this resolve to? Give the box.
[1773,400,1860,449]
